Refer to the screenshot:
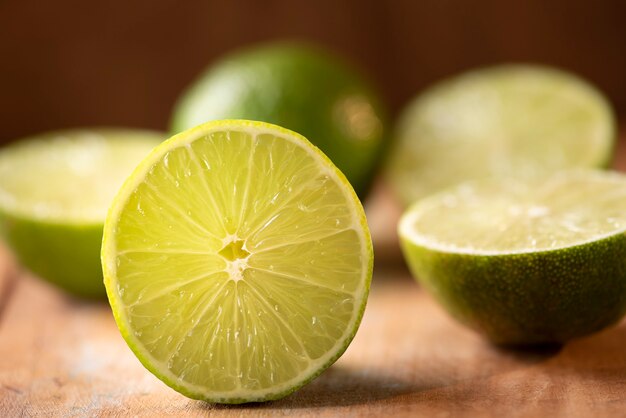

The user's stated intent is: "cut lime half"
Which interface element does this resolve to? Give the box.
[387,65,616,206]
[399,170,626,344]
[0,129,163,297]
[102,120,373,403]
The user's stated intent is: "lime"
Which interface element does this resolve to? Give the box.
[387,65,616,207]
[399,170,626,345]
[0,129,163,297]
[102,120,373,403]
[170,42,387,198]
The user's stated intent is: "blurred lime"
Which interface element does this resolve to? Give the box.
[399,170,626,345]
[387,65,616,207]
[0,129,163,297]
[102,120,372,402]
[170,42,387,198]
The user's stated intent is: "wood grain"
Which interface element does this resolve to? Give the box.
[1,256,626,417]
[0,245,17,322]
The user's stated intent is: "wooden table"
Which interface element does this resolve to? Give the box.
[3,136,626,417]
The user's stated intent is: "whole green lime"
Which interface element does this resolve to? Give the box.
[170,42,388,198]
[0,129,163,297]
[399,171,626,345]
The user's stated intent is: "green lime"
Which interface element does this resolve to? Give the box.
[399,170,626,345]
[387,65,616,207]
[170,42,388,198]
[0,129,163,297]
[102,120,373,403]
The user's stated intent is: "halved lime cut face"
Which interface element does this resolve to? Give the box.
[387,65,616,206]
[102,120,373,403]
[0,129,163,297]
[0,129,162,223]
[401,170,626,254]
[399,170,626,344]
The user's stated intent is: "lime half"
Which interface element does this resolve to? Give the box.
[102,120,373,403]
[399,170,626,344]
[0,129,163,297]
[387,65,616,206]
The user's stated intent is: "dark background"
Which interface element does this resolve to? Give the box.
[1,0,625,143]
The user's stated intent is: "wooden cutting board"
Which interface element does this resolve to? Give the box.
[2,252,626,417]
[2,134,626,417]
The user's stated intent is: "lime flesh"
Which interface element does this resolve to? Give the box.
[388,65,616,207]
[102,120,373,403]
[0,129,163,297]
[399,170,626,345]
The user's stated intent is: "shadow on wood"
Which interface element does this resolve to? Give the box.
[199,363,429,410]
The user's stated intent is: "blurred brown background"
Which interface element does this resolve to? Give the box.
[1,0,625,143]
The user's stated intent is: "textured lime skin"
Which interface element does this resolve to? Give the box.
[0,211,103,297]
[102,120,374,403]
[170,42,388,198]
[400,233,626,345]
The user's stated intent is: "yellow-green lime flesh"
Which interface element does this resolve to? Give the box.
[102,120,373,403]
[388,65,616,207]
[399,170,626,345]
[0,129,163,297]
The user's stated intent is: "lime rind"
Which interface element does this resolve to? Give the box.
[0,212,105,297]
[401,231,626,344]
[399,170,626,344]
[102,120,373,403]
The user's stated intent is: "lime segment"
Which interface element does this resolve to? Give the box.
[102,120,372,403]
